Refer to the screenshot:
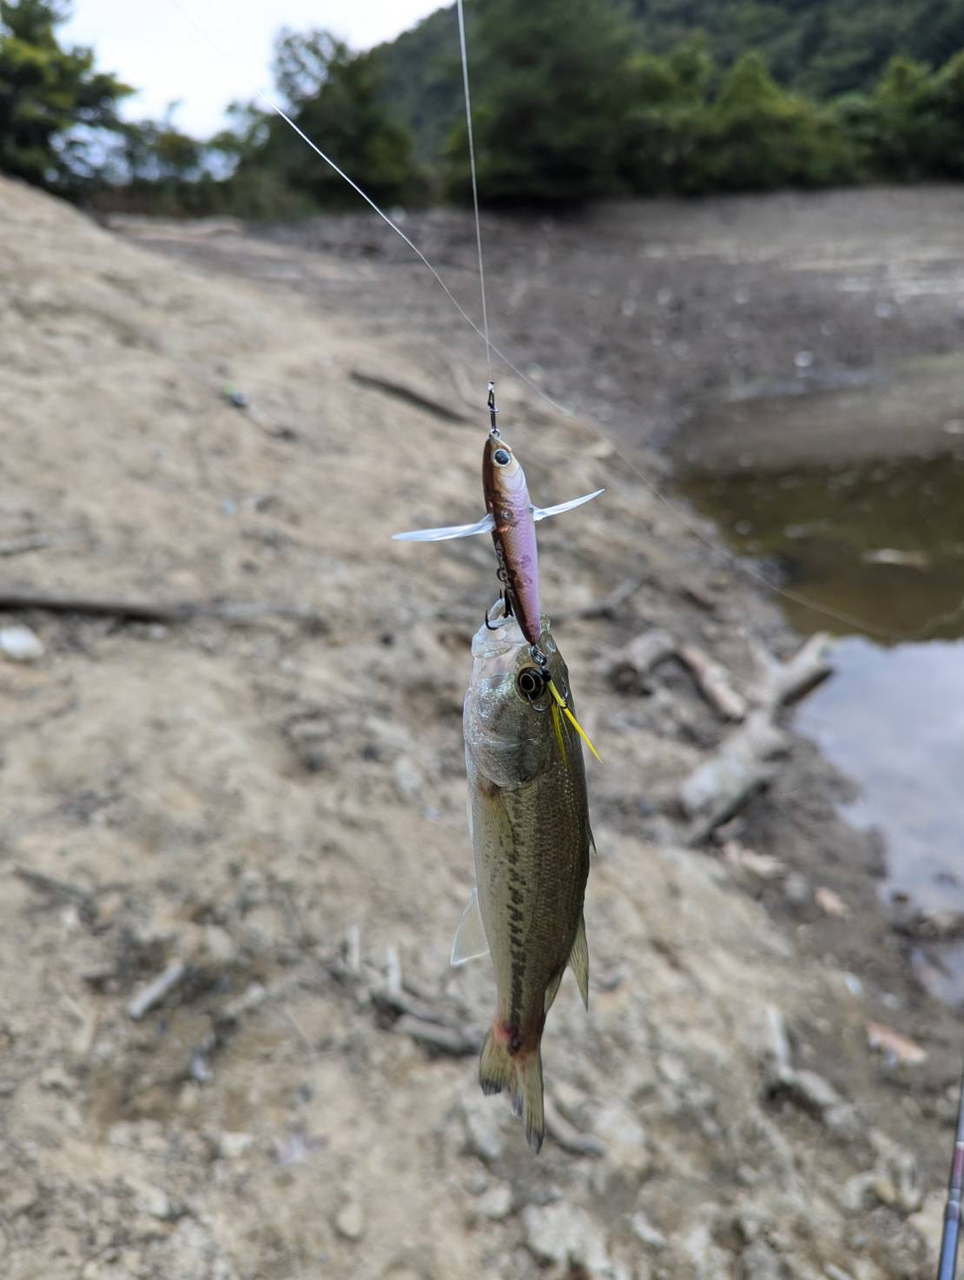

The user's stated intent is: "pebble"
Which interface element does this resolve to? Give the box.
[523,1202,610,1274]
[629,1211,666,1251]
[459,1090,503,1164]
[740,1240,786,1280]
[478,1184,513,1221]
[217,1131,254,1160]
[0,624,44,662]
[334,1200,365,1241]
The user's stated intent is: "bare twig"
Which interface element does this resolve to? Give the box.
[0,590,323,627]
[393,1014,483,1055]
[127,961,187,1021]
[0,534,73,557]
[544,1097,606,1157]
[678,643,748,721]
[557,578,644,622]
[350,369,470,425]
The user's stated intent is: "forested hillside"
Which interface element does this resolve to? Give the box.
[378,0,964,160]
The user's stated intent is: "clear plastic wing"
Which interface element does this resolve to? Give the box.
[392,513,495,542]
[451,888,489,966]
[532,488,605,521]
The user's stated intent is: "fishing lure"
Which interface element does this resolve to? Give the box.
[393,390,602,647]
[393,394,602,762]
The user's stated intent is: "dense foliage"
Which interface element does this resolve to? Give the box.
[7,0,964,215]
[0,0,130,192]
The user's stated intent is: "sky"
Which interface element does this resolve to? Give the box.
[62,1,442,137]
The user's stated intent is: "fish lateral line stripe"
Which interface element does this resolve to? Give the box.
[547,680,601,762]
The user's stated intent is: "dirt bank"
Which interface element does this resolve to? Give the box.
[0,176,960,1280]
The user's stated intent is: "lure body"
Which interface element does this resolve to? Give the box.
[454,611,591,1152]
[392,436,603,644]
[482,435,542,645]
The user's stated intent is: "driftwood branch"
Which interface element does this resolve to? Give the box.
[350,369,470,425]
[678,644,748,721]
[680,634,833,844]
[0,590,323,628]
[557,578,644,623]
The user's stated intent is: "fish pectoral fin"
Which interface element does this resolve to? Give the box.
[392,513,495,542]
[450,888,489,966]
[568,913,590,1010]
[531,489,604,522]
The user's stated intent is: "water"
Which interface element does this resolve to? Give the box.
[675,408,964,1007]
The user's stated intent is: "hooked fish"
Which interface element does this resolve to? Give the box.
[393,432,602,647]
[453,607,593,1151]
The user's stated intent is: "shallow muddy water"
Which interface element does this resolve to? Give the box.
[676,395,964,1005]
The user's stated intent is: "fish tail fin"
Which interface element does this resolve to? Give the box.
[479,1028,512,1096]
[515,1049,545,1153]
[478,1031,546,1153]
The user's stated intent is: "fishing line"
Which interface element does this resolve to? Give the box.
[166,0,955,647]
[456,0,491,376]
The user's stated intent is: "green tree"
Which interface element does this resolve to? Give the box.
[236,29,422,208]
[0,0,131,191]
[446,0,638,205]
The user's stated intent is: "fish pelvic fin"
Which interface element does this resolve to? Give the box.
[479,1030,546,1154]
[569,913,590,1011]
[451,888,489,966]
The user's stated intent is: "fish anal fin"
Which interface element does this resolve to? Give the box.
[543,967,564,1013]
[451,888,489,966]
[569,914,590,1010]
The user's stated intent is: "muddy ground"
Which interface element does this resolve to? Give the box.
[1,176,963,1280]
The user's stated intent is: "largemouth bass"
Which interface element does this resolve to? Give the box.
[454,610,592,1152]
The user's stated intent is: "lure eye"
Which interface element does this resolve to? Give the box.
[517,664,548,702]
[493,448,511,466]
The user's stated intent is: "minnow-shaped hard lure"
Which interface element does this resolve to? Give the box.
[393,432,602,648]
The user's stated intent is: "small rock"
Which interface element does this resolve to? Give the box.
[815,886,850,918]
[478,1184,513,1221]
[0,624,44,663]
[3,1179,38,1217]
[741,1240,786,1280]
[783,872,810,907]
[629,1211,666,1251]
[201,924,237,966]
[39,1065,74,1094]
[334,1200,365,1241]
[523,1202,610,1274]
[129,1180,171,1220]
[459,1090,503,1164]
[866,1020,927,1066]
[217,1131,254,1160]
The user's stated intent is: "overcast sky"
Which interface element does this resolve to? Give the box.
[62,1,443,136]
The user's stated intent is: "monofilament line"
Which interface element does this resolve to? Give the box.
[456,0,492,375]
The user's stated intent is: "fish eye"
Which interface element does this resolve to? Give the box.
[516,664,548,702]
[493,448,511,466]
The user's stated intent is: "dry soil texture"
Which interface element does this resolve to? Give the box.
[0,177,960,1280]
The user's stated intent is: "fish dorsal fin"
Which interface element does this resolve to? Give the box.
[451,888,489,966]
[392,513,495,542]
[532,489,604,522]
[569,913,589,1010]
